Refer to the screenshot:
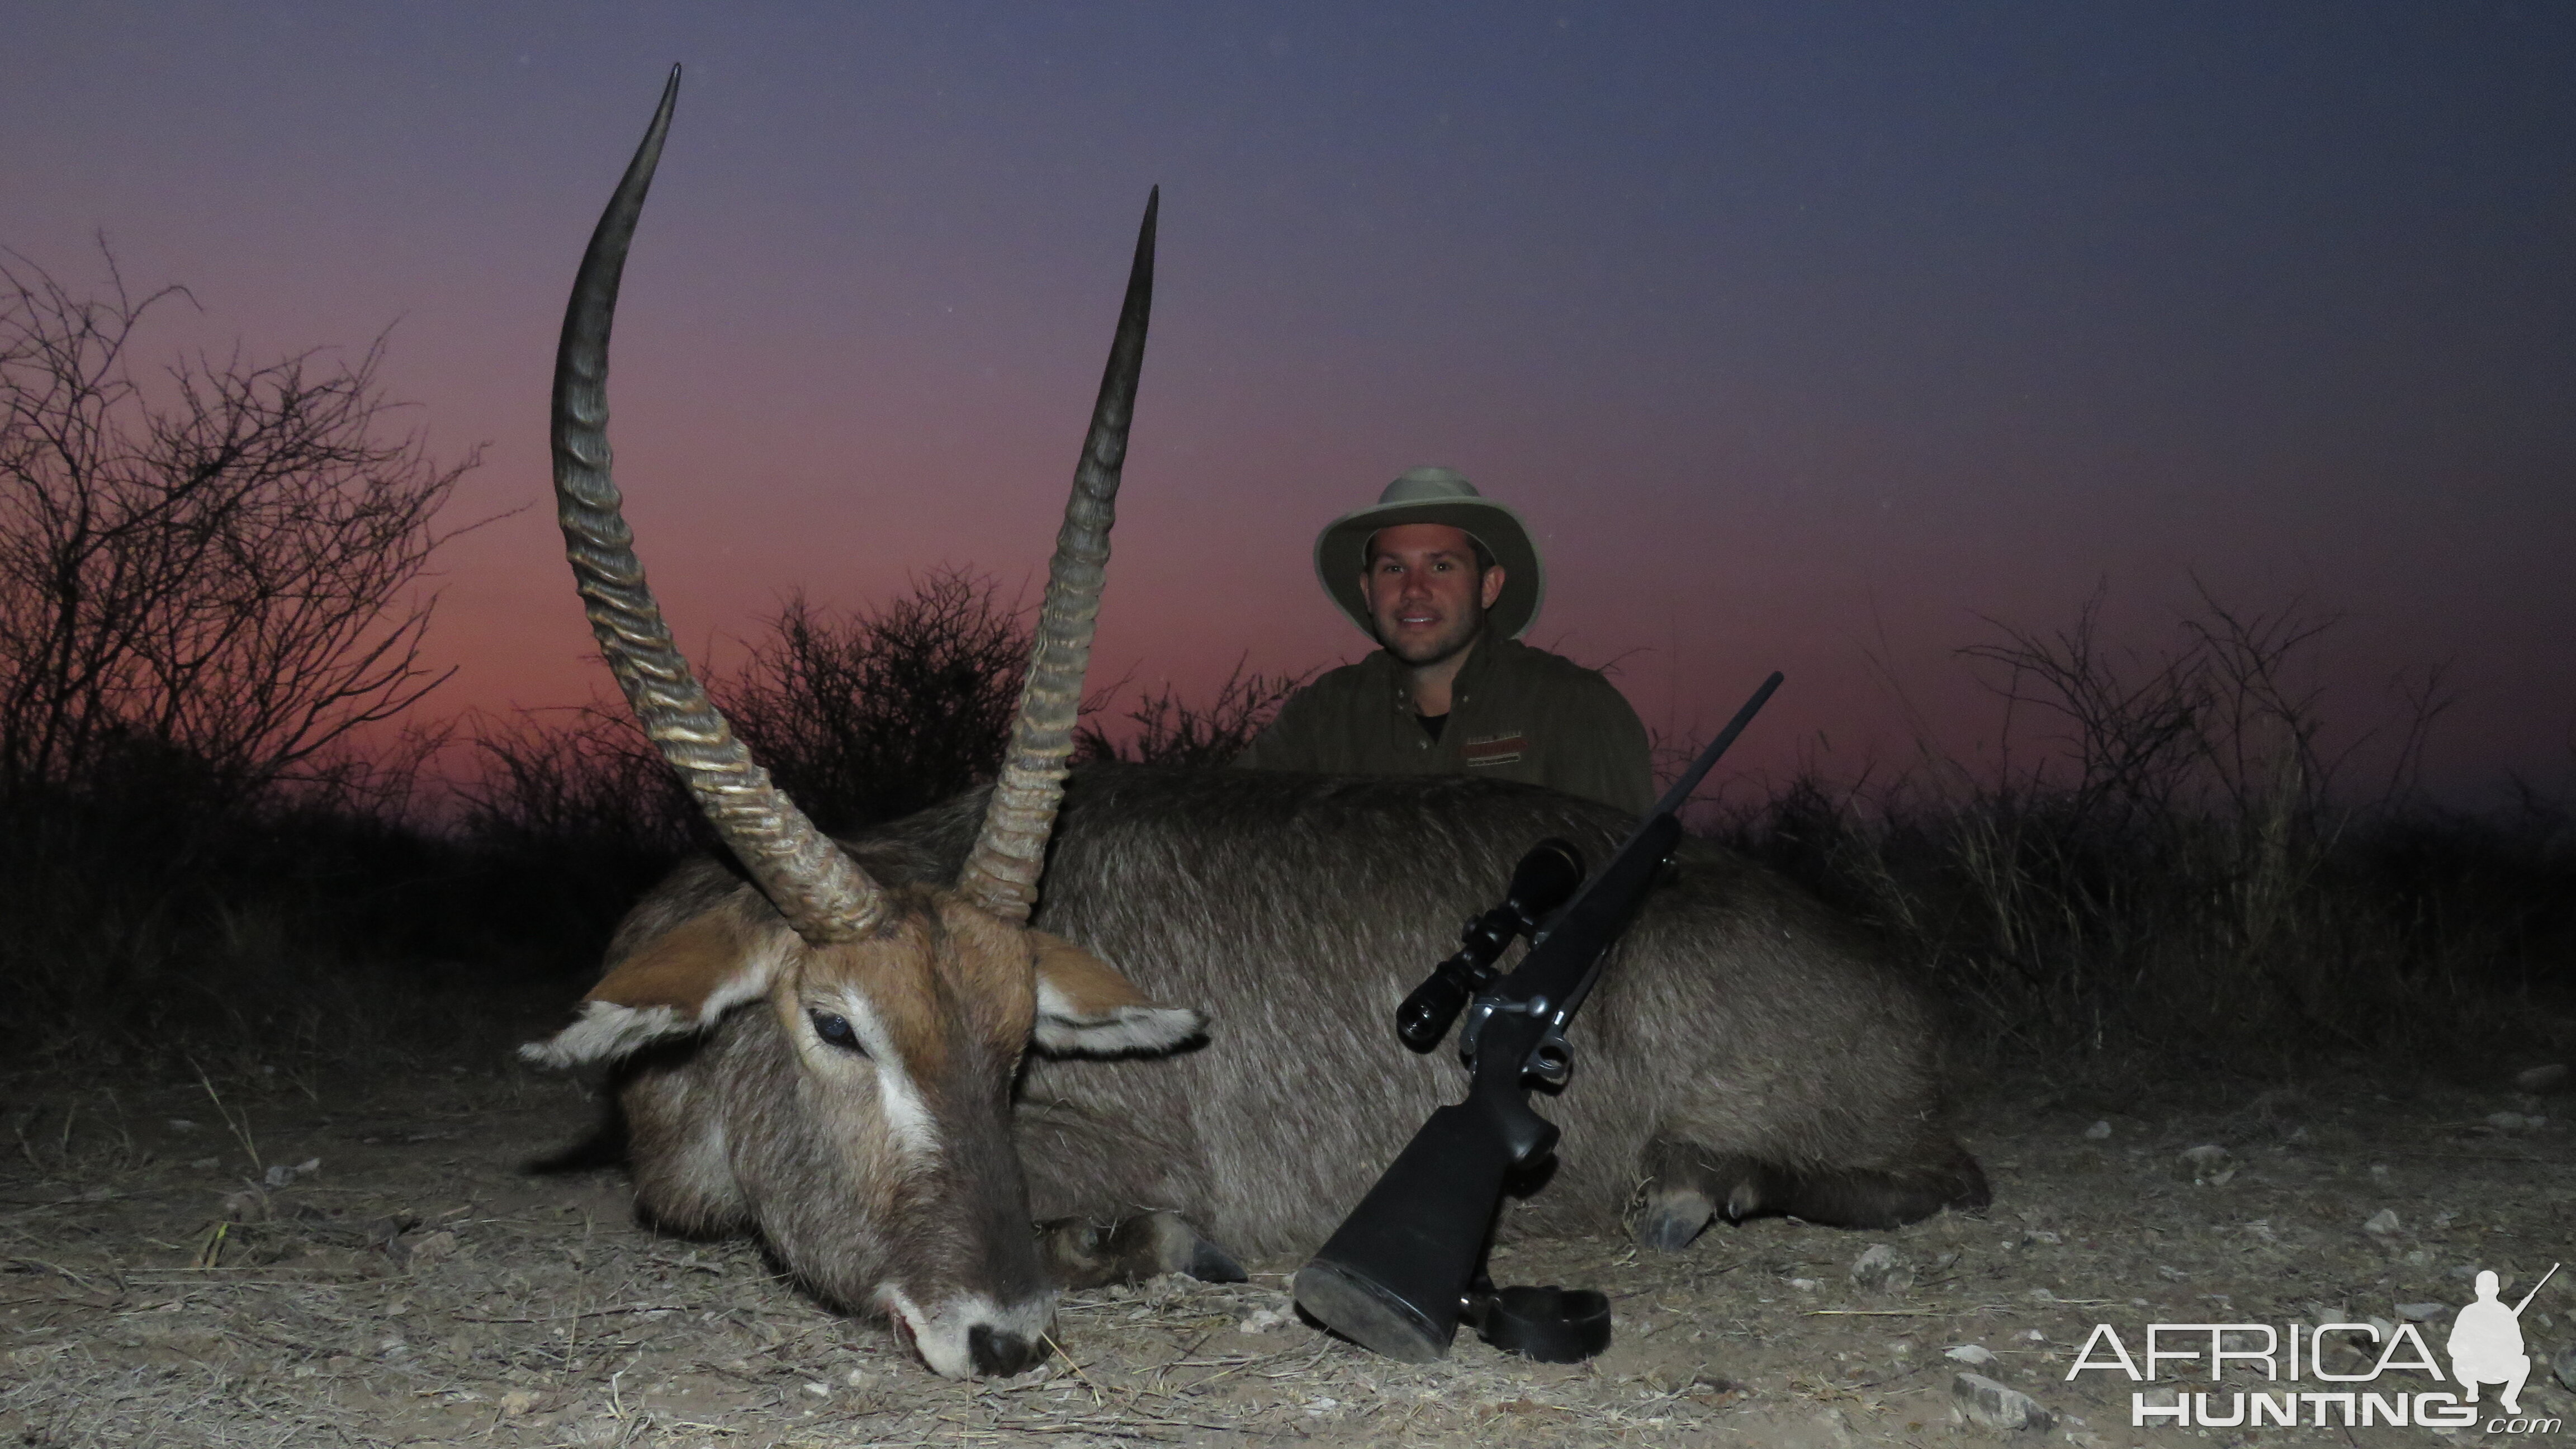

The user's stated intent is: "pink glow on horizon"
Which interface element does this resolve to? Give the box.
[8,7,2571,804]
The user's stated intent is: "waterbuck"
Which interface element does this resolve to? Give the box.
[527,71,1988,1380]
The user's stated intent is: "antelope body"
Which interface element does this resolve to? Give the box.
[527,71,1986,1380]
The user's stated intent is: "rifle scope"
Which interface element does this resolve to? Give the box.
[1394,837,1584,1053]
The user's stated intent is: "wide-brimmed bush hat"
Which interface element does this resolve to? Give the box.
[1313,466,1543,641]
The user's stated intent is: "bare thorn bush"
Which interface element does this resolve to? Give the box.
[1074,656,1309,768]
[0,244,475,806]
[715,569,1036,834]
[1722,586,2557,1066]
[0,246,482,1069]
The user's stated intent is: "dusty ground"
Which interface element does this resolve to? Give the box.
[5,1031,2572,1448]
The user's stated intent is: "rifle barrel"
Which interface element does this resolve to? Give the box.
[2511,1261,2560,1315]
[1647,670,1783,820]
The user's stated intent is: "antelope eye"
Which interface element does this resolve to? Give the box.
[808,1010,866,1055]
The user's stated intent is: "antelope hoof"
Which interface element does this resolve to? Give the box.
[1038,1210,1242,1288]
[1635,1188,1717,1252]
[1186,1234,1247,1284]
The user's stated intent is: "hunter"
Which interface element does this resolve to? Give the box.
[1237,467,1653,813]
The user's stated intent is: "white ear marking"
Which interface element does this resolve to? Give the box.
[519,1001,686,1068]
[1032,981,1205,1056]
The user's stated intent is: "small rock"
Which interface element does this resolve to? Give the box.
[220,1188,269,1222]
[2396,1302,2452,1322]
[1850,1243,1916,1293]
[405,1230,459,1266]
[2369,1163,2390,1183]
[1952,1372,2053,1432]
[2363,1209,2403,1236]
[1789,1277,1823,1293]
[497,1390,543,1417]
[1236,1304,1292,1334]
[167,1119,196,1131]
[1944,1343,1996,1365]
[802,1381,830,1398]
[2249,1086,2304,1117]
[2177,1145,2236,1186]
[2082,1120,2111,1140]
[262,1157,322,1187]
[2516,1063,2567,1093]
[2554,1344,2575,1392]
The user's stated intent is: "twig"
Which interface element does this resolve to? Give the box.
[453,1304,692,1324]
[1043,1330,1107,1407]
[190,1062,263,1177]
[2372,1150,2566,1164]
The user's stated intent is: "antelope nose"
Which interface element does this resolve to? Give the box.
[968,1324,1043,1377]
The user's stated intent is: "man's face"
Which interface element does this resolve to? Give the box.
[1361,523,1507,669]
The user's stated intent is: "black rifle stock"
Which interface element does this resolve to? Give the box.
[1294,671,1784,1363]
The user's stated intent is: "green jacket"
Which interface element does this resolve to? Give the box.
[1235,636,1654,813]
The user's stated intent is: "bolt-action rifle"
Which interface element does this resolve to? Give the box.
[1294,671,1784,1364]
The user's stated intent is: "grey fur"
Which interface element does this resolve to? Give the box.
[560,764,1985,1348]
[969,768,1980,1254]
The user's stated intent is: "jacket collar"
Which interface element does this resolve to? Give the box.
[1379,631,1502,714]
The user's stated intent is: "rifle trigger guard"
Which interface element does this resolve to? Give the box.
[1456,994,1548,1071]
[1524,1025,1574,1090]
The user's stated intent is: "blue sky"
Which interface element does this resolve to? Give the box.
[8,2,2571,799]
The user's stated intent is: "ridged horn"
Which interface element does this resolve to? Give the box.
[551,66,887,944]
[956,190,1158,922]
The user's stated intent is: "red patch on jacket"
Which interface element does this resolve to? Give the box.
[1464,733,1527,766]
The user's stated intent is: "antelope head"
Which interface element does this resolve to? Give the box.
[522,68,1194,1379]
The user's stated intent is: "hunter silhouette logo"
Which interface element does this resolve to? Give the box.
[2068,1261,2564,1432]
[2451,1263,2556,1417]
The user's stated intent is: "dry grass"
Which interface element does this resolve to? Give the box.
[8,1040,2575,1447]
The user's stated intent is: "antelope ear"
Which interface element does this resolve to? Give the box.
[1029,930,1205,1056]
[520,909,781,1068]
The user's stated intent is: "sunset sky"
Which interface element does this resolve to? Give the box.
[9,3,2572,803]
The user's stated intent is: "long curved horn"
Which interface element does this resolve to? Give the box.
[957,191,1157,922]
[552,65,886,944]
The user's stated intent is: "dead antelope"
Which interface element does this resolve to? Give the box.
[528,70,1988,1380]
